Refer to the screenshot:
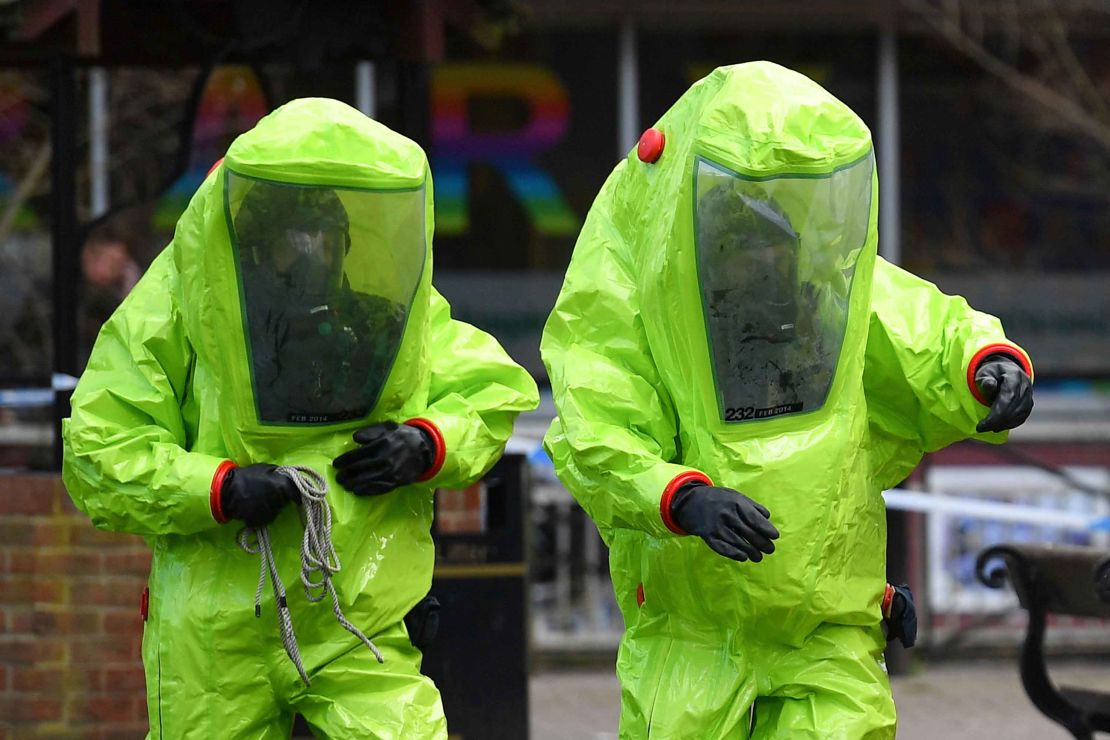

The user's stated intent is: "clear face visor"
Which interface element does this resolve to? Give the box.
[694,155,873,422]
[269,226,347,300]
[227,173,426,424]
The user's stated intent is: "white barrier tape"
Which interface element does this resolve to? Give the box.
[883,488,1110,532]
[0,375,79,408]
[0,389,53,408]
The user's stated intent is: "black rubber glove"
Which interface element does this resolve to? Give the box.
[333,421,435,496]
[670,482,779,563]
[884,583,918,648]
[221,464,300,528]
[975,354,1033,433]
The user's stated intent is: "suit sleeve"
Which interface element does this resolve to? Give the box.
[408,287,540,490]
[62,250,228,535]
[542,175,710,538]
[864,257,1033,486]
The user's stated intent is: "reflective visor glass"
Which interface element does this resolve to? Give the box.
[226,172,426,424]
[694,154,874,422]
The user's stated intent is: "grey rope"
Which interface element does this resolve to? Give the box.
[237,465,384,687]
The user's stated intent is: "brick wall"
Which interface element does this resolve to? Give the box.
[1,474,150,739]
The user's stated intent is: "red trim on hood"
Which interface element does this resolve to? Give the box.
[637,128,665,163]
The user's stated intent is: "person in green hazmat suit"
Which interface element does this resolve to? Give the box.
[542,62,1034,739]
[62,98,539,739]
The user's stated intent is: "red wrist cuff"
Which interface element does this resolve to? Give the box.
[209,460,237,524]
[967,342,1034,406]
[882,583,895,618]
[405,418,446,482]
[660,470,713,535]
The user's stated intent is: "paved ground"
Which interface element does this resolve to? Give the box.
[530,659,1110,738]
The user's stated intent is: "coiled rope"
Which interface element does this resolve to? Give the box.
[237,465,384,686]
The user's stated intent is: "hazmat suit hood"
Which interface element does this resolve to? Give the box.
[640,63,877,429]
[622,63,878,634]
[542,62,1028,737]
[544,62,880,640]
[62,96,539,735]
[172,98,434,462]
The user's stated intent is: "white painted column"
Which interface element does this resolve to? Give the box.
[877,24,901,265]
[356,61,377,119]
[618,16,640,158]
[88,67,109,218]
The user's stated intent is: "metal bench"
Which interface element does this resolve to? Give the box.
[976,543,1110,739]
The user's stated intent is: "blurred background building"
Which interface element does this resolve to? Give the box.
[0,1,1108,737]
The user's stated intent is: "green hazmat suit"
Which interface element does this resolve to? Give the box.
[542,63,1033,739]
[62,98,539,739]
